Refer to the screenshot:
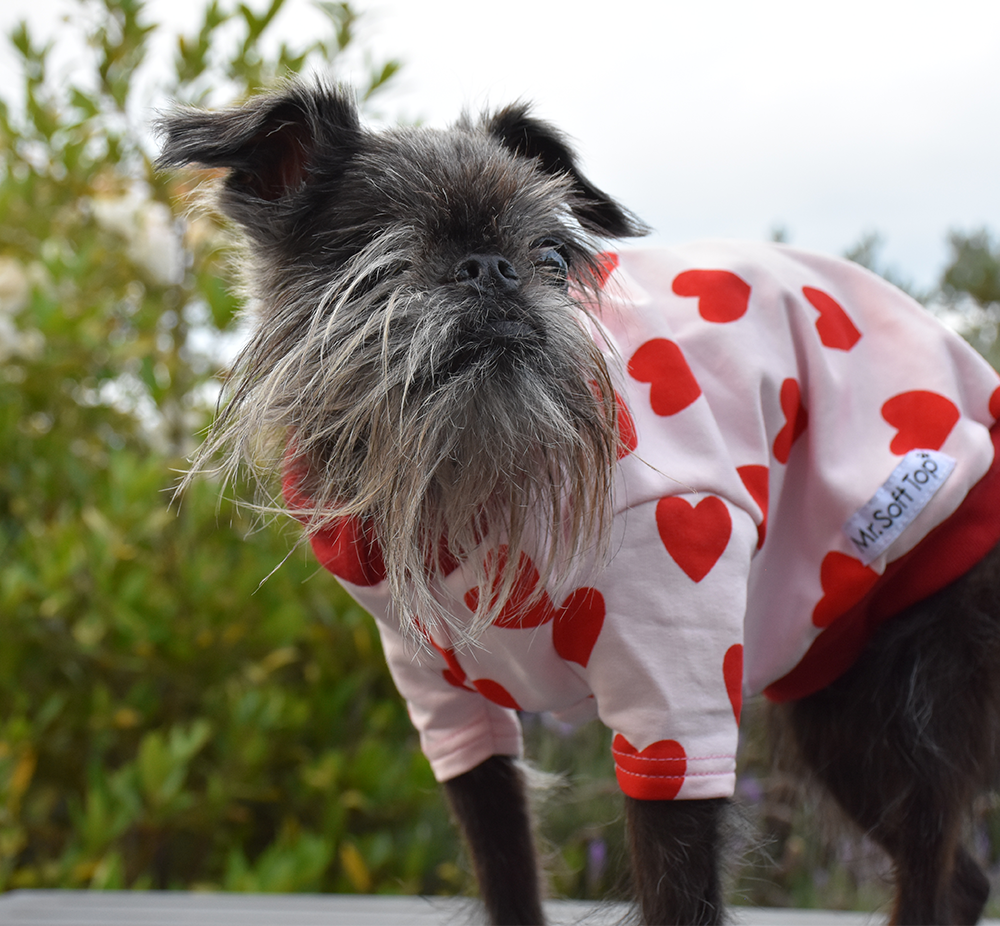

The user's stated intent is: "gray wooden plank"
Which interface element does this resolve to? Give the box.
[0,890,976,926]
[0,892,457,925]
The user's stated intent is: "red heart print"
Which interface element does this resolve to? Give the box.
[426,533,461,578]
[990,385,1000,420]
[442,668,467,689]
[802,286,862,351]
[464,550,556,628]
[426,637,475,691]
[612,734,687,800]
[592,251,619,289]
[672,269,751,323]
[281,458,386,586]
[552,587,605,668]
[772,378,808,464]
[723,644,744,724]
[812,551,879,628]
[589,381,636,457]
[628,339,702,417]
[615,391,638,458]
[472,678,522,710]
[309,516,386,587]
[881,391,960,454]
[437,547,461,577]
[656,496,732,582]
[736,464,769,549]
[281,458,311,513]
[463,552,605,666]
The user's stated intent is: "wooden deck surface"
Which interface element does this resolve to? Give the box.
[0,890,901,925]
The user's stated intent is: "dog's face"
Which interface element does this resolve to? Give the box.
[157,82,645,635]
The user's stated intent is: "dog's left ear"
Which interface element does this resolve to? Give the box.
[486,105,648,239]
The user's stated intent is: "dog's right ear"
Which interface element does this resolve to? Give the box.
[155,82,362,238]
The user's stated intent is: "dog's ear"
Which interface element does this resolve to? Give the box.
[155,82,362,237]
[486,105,648,239]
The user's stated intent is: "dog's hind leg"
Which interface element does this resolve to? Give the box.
[443,755,545,925]
[777,542,1000,925]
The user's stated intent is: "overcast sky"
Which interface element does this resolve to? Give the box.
[2,0,998,290]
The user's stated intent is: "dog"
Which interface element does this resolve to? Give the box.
[157,81,1000,925]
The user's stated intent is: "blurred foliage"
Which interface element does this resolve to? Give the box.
[843,229,1000,371]
[940,229,1000,370]
[1,0,999,911]
[0,0,460,896]
[842,230,931,304]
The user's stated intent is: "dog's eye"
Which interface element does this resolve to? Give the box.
[532,238,570,287]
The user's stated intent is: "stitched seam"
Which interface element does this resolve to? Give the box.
[611,750,734,762]
[615,768,733,780]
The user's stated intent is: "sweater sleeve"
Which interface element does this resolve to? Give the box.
[583,494,758,801]
[306,527,523,783]
[283,478,524,783]
[372,620,524,782]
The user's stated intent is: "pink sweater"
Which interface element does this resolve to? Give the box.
[292,242,1000,801]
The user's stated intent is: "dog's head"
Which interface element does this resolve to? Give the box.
[157,81,646,636]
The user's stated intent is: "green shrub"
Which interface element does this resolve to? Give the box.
[0,0,460,895]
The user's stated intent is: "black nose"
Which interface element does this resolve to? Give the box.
[453,254,520,294]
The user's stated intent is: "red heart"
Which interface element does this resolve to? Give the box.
[723,644,744,724]
[656,496,732,582]
[464,549,555,628]
[472,678,521,710]
[812,551,880,628]
[990,385,1000,420]
[772,378,808,464]
[309,516,386,587]
[881,391,960,454]
[442,668,473,690]
[736,464,769,549]
[612,734,687,800]
[429,640,476,692]
[281,459,311,513]
[672,269,751,323]
[552,587,605,667]
[802,286,862,351]
[281,459,386,586]
[426,533,461,578]
[592,251,619,289]
[615,391,638,458]
[628,339,702,417]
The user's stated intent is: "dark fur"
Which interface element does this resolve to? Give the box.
[157,82,1000,925]
[773,540,1000,925]
[158,80,641,639]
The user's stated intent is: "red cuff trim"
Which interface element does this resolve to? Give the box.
[612,734,687,800]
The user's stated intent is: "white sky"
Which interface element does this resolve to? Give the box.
[2,0,999,290]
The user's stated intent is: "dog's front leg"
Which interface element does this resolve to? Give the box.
[625,796,727,925]
[443,755,545,925]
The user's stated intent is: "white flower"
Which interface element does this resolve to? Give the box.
[0,258,44,363]
[90,188,185,286]
[0,257,29,315]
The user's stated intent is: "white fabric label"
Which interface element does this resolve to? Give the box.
[843,449,956,565]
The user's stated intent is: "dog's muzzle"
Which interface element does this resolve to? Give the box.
[446,252,543,350]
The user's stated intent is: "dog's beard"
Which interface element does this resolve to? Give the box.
[188,230,620,641]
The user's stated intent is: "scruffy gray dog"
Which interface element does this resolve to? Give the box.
[158,81,1000,925]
